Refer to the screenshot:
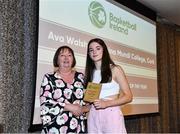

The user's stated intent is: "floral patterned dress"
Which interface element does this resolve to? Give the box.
[40,71,87,134]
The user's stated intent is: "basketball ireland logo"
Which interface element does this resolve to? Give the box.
[88,1,106,28]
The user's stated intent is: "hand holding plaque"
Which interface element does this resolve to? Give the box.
[83,82,102,103]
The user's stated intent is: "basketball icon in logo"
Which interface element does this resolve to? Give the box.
[88,1,106,28]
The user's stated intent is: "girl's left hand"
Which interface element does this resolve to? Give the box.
[93,99,107,109]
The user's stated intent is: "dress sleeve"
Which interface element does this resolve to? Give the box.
[39,74,65,126]
[78,72,87,106]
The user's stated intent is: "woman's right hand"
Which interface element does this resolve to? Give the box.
[64,103,82,117]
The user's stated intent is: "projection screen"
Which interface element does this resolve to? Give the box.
[32,0,158,125]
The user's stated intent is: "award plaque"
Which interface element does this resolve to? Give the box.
[83,82,102,102]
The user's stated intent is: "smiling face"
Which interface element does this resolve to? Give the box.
[58,48,73,69]
[88,42,103,62]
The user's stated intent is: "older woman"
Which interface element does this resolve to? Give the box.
[40,46,88,134]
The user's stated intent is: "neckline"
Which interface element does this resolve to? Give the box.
[58,69,73,76]
[54,71,76,85]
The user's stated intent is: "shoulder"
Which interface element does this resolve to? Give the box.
[76,71,84,75]
[75,71,85,81]
[43,72,56,79]
[111,65,125,75]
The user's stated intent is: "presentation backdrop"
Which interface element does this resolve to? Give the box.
[33,0,158,124]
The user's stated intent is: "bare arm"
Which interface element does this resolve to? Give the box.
[64,103,82,116]
[94,66,133,109]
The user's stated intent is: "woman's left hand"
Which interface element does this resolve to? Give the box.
[93,99,107,109]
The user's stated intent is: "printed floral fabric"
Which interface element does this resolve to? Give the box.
[40,71,86,134]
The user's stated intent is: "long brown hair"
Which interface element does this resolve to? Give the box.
[84,38,115,87]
